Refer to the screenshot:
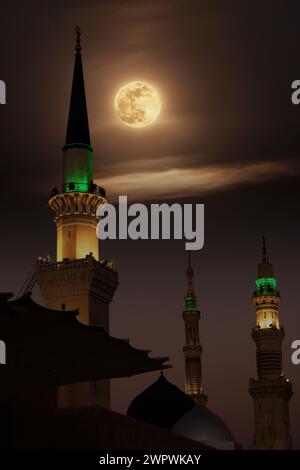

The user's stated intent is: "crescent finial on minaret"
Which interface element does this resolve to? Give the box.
[75,26,81,55]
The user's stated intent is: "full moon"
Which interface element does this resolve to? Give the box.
[114,81,161,128]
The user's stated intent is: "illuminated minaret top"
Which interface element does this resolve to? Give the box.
[254,235,280,330]
[182,252,207,406]
[249,236,293,449]
[64,26,91,150]
[49,27,106,262]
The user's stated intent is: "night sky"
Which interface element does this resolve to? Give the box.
[1,0,300,449]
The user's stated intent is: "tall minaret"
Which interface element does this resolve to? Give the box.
[249,237,293,449]
[36,28,119,409]
[182,252,207,405]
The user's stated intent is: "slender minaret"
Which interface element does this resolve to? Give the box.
[36,27,119,409]
[249,237,293,449]
[182,252,207,405]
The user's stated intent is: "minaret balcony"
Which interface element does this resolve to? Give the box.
[50,182,106,198]
[49,183,106,220]
[249,375,293,401]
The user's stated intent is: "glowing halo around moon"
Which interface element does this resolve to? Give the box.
[114,81,161,128]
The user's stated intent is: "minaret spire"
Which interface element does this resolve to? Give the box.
[64,26,91,150]
[257,235,274,279]
[249,238,293,449]
[182,252,207,405]
[75,25,81,55]
[186,251,195,296]
[262,235,267,259]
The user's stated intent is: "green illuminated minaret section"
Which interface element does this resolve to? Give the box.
[249,236,293,449]
[254,236,280,329]
[182,252,207,405]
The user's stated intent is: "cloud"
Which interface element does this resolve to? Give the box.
[95,160,300,202]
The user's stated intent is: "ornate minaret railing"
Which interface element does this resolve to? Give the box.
[182,252,207,405]
[249,236,293,449]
